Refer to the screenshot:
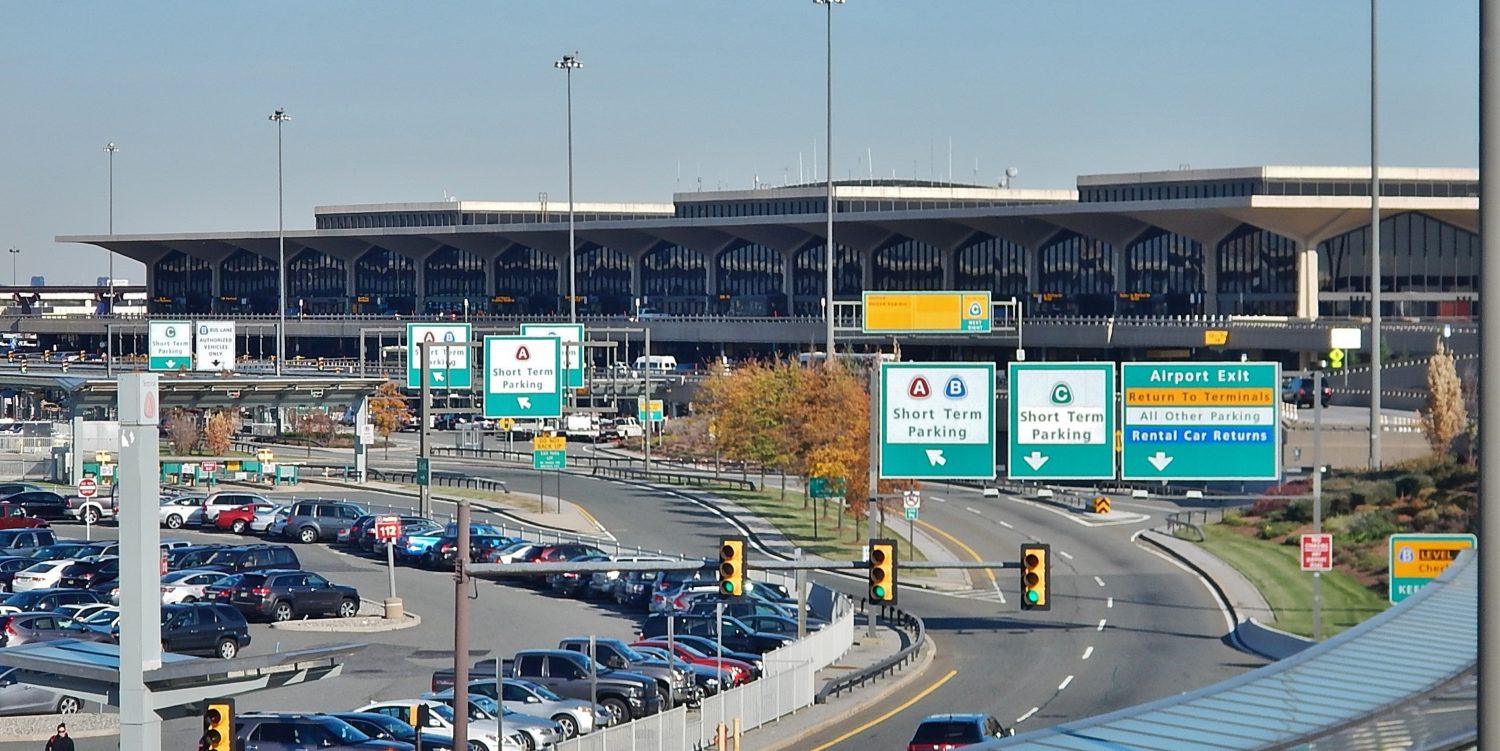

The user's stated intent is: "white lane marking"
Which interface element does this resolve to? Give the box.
[991,580,1007,604]
[931,496,947,503]
[1058,675,1074,691]
[1081,646,1094,660]
[1130,528,1235,634]
[1058,550,1074,560]
[1093,576,1106,587]
[966,506,983,515]
[1016,707,1040,724]
[1107,597,1114,608]
[1097,619,1107,631]
[998,520,1014,529]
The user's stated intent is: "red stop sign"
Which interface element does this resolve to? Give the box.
[76,478,98,499]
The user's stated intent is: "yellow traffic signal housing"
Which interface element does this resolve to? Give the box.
[407,703,431,730]
[718,536,746,597]
[868,539,897,604]
[1021,543,1050,610]
[202,698,235,751]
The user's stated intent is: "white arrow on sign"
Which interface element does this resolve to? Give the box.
[165,360,177,369]
[1023,451,1049,471]
[517,397,532,409]
[1148,451,1174,471]
[924,449,946,466]
[433,371,445,383]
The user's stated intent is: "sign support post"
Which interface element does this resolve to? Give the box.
[419,342,431,519]
[1312,367,1324,641]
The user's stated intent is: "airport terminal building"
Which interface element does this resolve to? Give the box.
[63,166,1478,321]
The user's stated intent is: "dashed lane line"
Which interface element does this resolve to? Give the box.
[1081,646,1094,660]
[1058,675,1074,692]
[1107,597,1114,608]
[1097,619,1108,631]
[1016,707,1040,724]
[1093,576,1106,587]
[966,506,983,515]
[1057,550,1074,560]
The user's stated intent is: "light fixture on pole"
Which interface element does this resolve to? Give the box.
[5,248,18,287]
[814,0,844,365]
[103,142,119,313]
[268,108,291,375]
[554,52,583,324]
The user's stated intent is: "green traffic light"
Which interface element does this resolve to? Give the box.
[722,581,735,594]
[1025,589,1039,604]
[873,585,886,599]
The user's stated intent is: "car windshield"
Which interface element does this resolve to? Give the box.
[469,695,500,718]
[161,571,199,584]
[82,609,117,625]
[528,683,563,701]
[203,549,242,565]
[315,717,372,743]
[428,704,456,723]
[911,721,982,744]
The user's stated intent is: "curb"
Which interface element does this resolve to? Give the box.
[756,633,940,751]
[1133,529,1286,659]
[269,599,422,633]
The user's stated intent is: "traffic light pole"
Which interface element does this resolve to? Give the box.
[1312,368,1324,641]
[866,364,880,637]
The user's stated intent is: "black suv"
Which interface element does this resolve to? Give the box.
[57,558,119,590]
[234,713,387,750]
[640,613,793,654]
[197,544,301,574]
[3,588,103,613]
[1282,377,1332,408]
[111,603,251,659]
[227,570,361,622]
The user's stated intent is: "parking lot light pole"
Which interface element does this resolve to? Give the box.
[555,53,583,324]
[104,142,119,310]
[815,0,844,363]
[269,107,291,375]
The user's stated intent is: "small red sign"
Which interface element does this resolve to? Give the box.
[1301,533,1334,572]
[374,516,402,542]
[160,549,169,577]
[516,346,531,361]
[908,376,931,399]
[201,461,220,473]
[76,478,98,499]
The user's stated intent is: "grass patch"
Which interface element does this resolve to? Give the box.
[1199,525,1388,637]
[712,488,930,575]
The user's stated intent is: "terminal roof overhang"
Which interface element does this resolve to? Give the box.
[0,639,364,715]
[58,194,1481,265]
[2,372,387,411]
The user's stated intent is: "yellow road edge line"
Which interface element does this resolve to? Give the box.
[575,505,603,531]
[916,518,998,587]
[807,669,959,751]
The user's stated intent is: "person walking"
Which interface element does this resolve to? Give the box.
[44,722,74,751]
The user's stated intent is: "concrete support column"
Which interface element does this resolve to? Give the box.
[705,251,719,298]
[415,261,428,314]
[210,262,223,311]
[1295,240,1321,320]
[941,247,957,289]
[345,258,359,309]
[1112,241,1127,315]
[861,248,876,290]
[782,254,795,313]
[630,252,644,302]
[1023,245,1040,295]
[118,374,163,751]
[1200,242,1220,316]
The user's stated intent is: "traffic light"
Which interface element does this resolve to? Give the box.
[407,703,431,729]
[201,698,234,751]
[718,536,746,597]
[868,539,897,604]
[1021,543,1050,610]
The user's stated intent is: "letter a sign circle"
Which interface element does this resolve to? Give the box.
[908,376,931,399]
[516,346,530,361]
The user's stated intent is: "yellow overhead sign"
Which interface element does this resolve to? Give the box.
[1204,330,1229,346]
[532,435,566,451]
[862,291,992,334]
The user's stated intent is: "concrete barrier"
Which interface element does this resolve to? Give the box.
[1235,618,1314,660]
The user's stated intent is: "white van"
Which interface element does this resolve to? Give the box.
[632,355,678,373]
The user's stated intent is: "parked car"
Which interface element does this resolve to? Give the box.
[361,516,441,555]
[2,588,104,613]
[0,667,85,715]
[228,570,362,622]
[513,543,609,584]
[1281,376,1332,408]
[420,689,565,751]
[10,560,73,592]
[630,639,755,686]
[0,483,44,499]
[482,541,542,566]
[233,712,412,750]
[341,515,380,547]
[426,533,516,570]
[635,635,762,678]
[507,649,661,726]
[352,700,512,751]
[558,637,698,709]
[199,491,272,527]
[153,602,251,658]
[159,569,234,604]
[215,502,280,535]
[612,570,661,610]
[5,491,70,522]
[283,500,368,544]
[467,678,602,739]
[56,602,115,625]
[546,555,611,598]
[0,556,38,592]
[331,711,476,751]
[158,494,206,529]
[587,557,675,602]
[629,645,726,697]
[57,557,120,590]
[0,502,47,530]
[166,544,230,571]
[75,605,120,634]
[400,523,504,563]
[63,490,114,526]
[27,542,106,563]
[639,613,792,655]
[0,612,114,647]
[197,544,301,575]
[907,713,1013,750]
[0,529,56,558]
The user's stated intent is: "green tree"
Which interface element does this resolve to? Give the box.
[1420,337,1467,460]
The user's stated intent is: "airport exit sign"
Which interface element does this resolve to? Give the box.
[1120,362,1280,481]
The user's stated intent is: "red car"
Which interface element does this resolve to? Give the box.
[0,502,48,530]
[214,503,276,535]
[631,639,754,686]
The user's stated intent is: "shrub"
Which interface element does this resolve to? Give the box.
[1250,497,1289,518]
[1346,509,1401,543]
[1436,503,1466,521]
[1349,482,1397,507]
[1279,499,1313,524]
[1394,474,1435,497]
[1220,510,1246,526]
[1413,508,1441,530]
[1324,493,1355,517]
[1256,521,1296,540]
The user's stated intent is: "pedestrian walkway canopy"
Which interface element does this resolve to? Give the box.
[0,369,386,412]
[981,551,1476,751]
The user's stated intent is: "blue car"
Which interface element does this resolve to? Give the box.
[397,522,504,563]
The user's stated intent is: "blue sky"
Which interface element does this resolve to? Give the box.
[0,1,1478,284]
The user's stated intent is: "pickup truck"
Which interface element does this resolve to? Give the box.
[610,418,644,440]
[433,650,661,727]
[64,492,115,526]
[558,637,699,709]
[0,502,47,530]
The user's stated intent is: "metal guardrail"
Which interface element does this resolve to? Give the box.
[430,446,637,470]
[590,465,757,491]
[367,467,509,494]
[815,605,925,704]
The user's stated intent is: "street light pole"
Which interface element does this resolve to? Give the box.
[269,108,291,375]
[6,248,18,287]
[104,142,119,312]
[555,53,583,324]
[1367,0,1383,470]
[815,0,844,365]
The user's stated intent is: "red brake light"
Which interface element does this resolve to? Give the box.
[251,586,270,596]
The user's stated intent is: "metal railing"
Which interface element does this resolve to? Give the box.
[591,465,757,492]
[1161,507,1236,542]
[365,467,508,494]
[816,605,925,703]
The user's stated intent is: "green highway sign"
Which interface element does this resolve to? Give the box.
[904,507,918,521]
[416,458,430,487]
[1120,362,1281,481]
[1389,533,1476,603]
[879,362,996,480]
[406,323,473,389]
[809,477,845,499]
[483,335,563,419]
[148,320,193,371]
[1007,363,1116,480]
[521,324,585,389]
[637,398,664,423]
[533,450,567,470]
